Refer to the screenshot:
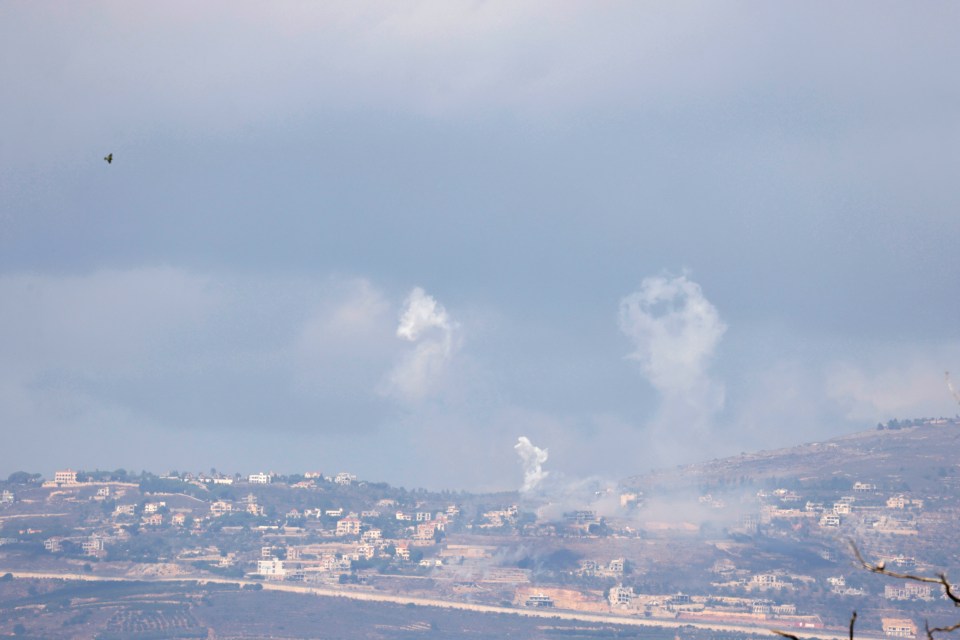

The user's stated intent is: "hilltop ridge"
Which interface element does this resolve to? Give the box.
[625,418,960,495]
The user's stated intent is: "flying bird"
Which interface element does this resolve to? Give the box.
[104,153,113,164]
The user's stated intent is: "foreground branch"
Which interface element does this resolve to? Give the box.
[850,540,960,640]
[850,541,960,606]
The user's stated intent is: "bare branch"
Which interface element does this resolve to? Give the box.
[929,621,960,640]
[850,540,960,640]
[770,629,801,640]
[849,611,857,640]
[849,540,960,605]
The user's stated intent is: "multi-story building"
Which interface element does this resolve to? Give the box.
[334,472,356,485]
[882,618,917,638]
[54,470,78,485]
[210,501,232,517]
[257,558,285,579]
[336,517,361,537]
[609,585,633,606]
[82,537,105,556]
[884,583,933,601]
[114,504,136,516]
[142,514,163,526]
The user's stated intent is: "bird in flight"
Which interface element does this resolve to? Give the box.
[104,153,113,164]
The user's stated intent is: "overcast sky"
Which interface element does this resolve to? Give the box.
[1,2,958,491]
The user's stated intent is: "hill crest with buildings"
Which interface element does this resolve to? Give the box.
[1,418,959,639]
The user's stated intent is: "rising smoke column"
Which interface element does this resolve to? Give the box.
[515,436,549,492]
[619,274,727,446]
[947,372,960,406]
[396,287,455,345]
[382,287,460,402]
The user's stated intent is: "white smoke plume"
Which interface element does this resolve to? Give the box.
[382,287,460,402]
[515,436,549,492]
[619,274,726,395]
[619,274,727,448]
[396,287,455,344]
[947,372,960,406]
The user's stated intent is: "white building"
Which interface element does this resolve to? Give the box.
[882,618,917,638]
[334,472,356,485]
[336,517,361,536]
[54,470,78,484]
[257,558,286,579]
[143,501,165,514]
[750,573,784,589]
[248,472,271,484]
[44,537,62,552]
[114,504,136,516]
[609,585,633,606]
[820,513,841,527]
[210,501,232,517]
[82,537,105,556]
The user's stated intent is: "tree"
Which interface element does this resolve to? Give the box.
[6,471,40,485]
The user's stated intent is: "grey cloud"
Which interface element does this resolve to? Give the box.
[0,270,403,438]
[1,3,958,489]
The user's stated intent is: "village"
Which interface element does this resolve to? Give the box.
[3,421,959,640]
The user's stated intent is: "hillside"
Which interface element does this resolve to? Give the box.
[625,419,960,496]
[3,419,960,638]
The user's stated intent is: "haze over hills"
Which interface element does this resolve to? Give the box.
[625,417,960,495]
[4,4,958,639]
[2,418,960,639]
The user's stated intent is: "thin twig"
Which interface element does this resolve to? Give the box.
[849,541,960,606]
[928,621,960,640]
[850,540,960,640]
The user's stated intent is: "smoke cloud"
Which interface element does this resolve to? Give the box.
[382,287,460,403]
[619,275,726,395]
[515,436,549,492]
[946,372,960,406]
[619,275,727,451]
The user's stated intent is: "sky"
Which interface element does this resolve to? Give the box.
[1,2,958,492]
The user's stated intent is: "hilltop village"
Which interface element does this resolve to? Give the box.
[2,420,960,639]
